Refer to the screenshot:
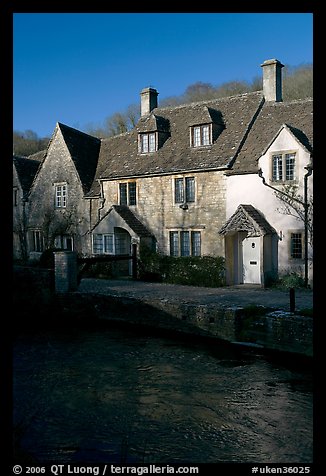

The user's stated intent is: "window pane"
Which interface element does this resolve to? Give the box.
[193,127,201,147]
[119,183,128,205]
[291,233,303,259]
[141,134,149,153]
[191,231,201,256]
[175,178,184,203]
[104,234,114,254]
[202,125,210,145]
[272,155,283,181]
[128,182,137,205]
[149,133,156,152]
[285,153,296,181]
[185,177,195,202]
[170,231,179,256]
[56,186,61,207]
[54,236,62,248]
[93,234,103,254]
[180,231,190,256]
[62,185,67,207]
[64,235,73,251]
[115,233,129,254]
[32,230,43,252]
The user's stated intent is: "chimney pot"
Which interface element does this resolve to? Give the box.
[140,87,158,117]
[261,59,284,102]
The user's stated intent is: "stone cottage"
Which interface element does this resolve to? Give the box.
[13,58,313,286]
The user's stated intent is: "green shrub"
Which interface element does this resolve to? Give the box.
[138,244,225,287]
[162,256,225,287]
[277,272,306,289]
[83,261,114,279]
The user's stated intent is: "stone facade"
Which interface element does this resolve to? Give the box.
[99,170,226,256]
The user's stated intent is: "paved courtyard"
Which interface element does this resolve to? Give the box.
[78,278,313,312]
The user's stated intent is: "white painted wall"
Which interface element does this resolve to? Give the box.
[226,127,313,281]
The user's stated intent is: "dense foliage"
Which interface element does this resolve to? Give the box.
[139,244,226,287]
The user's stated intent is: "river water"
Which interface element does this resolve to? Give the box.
[13,323,313,465]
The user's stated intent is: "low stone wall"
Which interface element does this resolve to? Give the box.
[12,266,313,357]
[236,310,313,357]
[57,292,313,358]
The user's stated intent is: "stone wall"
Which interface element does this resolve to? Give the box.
[102,170,227,256]
[26,130,92,255]
[56,292,313,357]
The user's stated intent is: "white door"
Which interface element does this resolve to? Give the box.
[242,236,261,284]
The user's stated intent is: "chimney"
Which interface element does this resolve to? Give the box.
[140,87,158,117]
[261,59,284,102]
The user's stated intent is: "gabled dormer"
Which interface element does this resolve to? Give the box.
[189,106,224,148]
[259,123,313,186]
[137,113,170,154]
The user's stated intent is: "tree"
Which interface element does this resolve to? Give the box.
[274,183,313,247]
[13,130,49,156]
[283,64,313,101]
[183,81,216,102]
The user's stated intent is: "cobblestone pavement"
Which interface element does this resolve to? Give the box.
[78,278,313,312]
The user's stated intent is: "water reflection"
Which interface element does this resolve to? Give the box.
[13,326,313,464]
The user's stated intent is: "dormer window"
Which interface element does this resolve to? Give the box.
[140,133,156,153]
[137,114,170,154]
[191,124,212,147]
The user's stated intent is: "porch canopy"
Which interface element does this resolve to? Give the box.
[219,204,276,236]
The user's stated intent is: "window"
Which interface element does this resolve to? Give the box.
[119,182,137,206]
[191,231,201,256]
[272,152,296,182]
[192,124,211,147]
[93,234,114,254]
[170,231,179,257]
[54,235,74,251]
[169,230,201,257]
[290,233,303,259]
[180,231,190,256]
[31,230,43,252]
[55,183,67,208]
[174,177,195,204]
[140,133,156,153]
[115,232,129,254]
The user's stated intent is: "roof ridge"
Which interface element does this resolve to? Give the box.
[156,90,264,112]
[58,122,101,142]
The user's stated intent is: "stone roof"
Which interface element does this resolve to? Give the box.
[58,123,101,193]
[219,204,276,236]
[112,205,154,237]
[28,150,47,162]
[18,91,312,199]
[13,155,41,194]
[91,92,265,191]
[136,114,170,133]
[228,98,313,175]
